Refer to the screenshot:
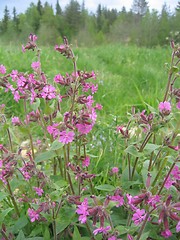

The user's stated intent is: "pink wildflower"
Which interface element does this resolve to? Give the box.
[13,90,21,102]
[10,70,18,81]
[158,101,171,115]
[54,74,64,83]
[171,165,180,180]
[95,103,103,110]
[76,198,89,224]
[161,229,172,238]
[110,195,124,207]
[29,34,38,42]
[82,156,90,167]
[31,61,41,70]
[47,124,60,139]
[112,167,119,174]
[12,116,21,126]
[59,130,75,144]
[164,176,175,189]
[177,101,180,109]
[28,208,39,222]
[33,187,44,196]
[0,64,6,74]
[76,123,93,134]
[176,221,180,232]
[93,226,111,235]
[132,209,146,225]
[41,85,56,100]
[127,234,134,240]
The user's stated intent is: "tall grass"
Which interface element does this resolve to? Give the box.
[0,43,171,170]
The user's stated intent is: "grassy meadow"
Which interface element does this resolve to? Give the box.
[0,43,172,170]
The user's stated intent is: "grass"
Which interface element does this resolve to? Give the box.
[0,43,171,169]
[0,43,171,119]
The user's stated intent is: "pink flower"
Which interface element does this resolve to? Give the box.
[28,208,39,222]
[47,124,60,139]
[127,234,134,240]
[176,221,180,232]
[33,187,44,196]
[54,74,64,83]
[112,167,119,174]
[95,103,103,110]
[29,34,38,42]
[0,64,6,74]
[171,165,180,180]
[10,70,18,81]
[177,101,180,110]
[164,176,175,189]
[31,61,41,70]
[59,130,75,144]
[93,226,111,235]
[158,101,171,115]
[110,195,124,207]
[82,156,90,167]
[41,85,56,100]
[13,90,21,102]
[132,209,146,225]
[76,198,89,224]
[12,116,21,126]
[161,229,172,238]
[76,123,93,134]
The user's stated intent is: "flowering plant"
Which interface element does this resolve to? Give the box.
[0,35,179,240]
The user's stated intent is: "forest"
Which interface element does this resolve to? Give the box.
[0,0,180,47]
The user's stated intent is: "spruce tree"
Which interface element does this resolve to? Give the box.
[56,0,62,15]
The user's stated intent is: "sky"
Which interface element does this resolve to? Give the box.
[0,0,179,19]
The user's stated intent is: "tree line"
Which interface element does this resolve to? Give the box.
[0,0,180,47]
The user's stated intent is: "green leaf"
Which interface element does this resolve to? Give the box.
[35,150,56,163]
[73,226,82,240]
[56,207,76,234]
[139,231,150,240]
[50,140,64,151]
[144,143,161,153]
[95,184,115,192]
[13,215,28,233]
[170,66,179,74]
[43,226,51,240]
[16,230,26,240]
[0,208,13,221]
[125,145,142,157]
[0,191,8,201]
[31,98,40,111]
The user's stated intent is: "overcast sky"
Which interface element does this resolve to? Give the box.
[0,0,178,19]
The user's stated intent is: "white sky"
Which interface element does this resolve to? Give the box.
[0,0,178,19]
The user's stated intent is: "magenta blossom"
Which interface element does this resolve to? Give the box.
[132,209,146,225]
[76,123,93,134]
[12,116,21,126]
[161,229,172,238]
[76,198,89,224]
[93,226,111,236]
[82,156,90,167]
[31,61,41,70]
[59,130,75,144]
[177,101,180,109]
[28,208,40,222]
[41,85,56,100]
[112,167,119,174]
[158,101,171,115]
[0,64,6,74]
[33,187,44,196]
[176,221,180,232]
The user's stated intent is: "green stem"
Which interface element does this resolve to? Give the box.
[131,132,153,180]
[136,213,150,240]
[7,180,20,217]
[157,156,179,195]
[152,156,168,187]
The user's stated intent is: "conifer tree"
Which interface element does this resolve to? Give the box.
[56,0,62,15]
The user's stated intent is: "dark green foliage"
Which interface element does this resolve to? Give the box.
[0,0,180,46]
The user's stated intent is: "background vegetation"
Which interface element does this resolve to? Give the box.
[0,0,180,47]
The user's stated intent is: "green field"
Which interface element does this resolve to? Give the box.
[0,43,171,119]
[0,43,172,170]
